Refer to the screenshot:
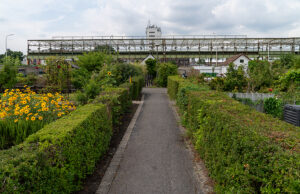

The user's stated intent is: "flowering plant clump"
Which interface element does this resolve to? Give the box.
[0,86,76,149]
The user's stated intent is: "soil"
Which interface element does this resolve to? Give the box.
[75,103,139,194]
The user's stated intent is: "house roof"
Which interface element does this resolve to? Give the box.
[221,53,250,66]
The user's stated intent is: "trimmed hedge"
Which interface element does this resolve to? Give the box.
[94,87,132,126]
[167,75,185,100]
[0,103,112,193]
[168,77,300,193]
[120,75,144,100]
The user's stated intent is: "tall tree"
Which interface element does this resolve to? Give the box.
[247,60,273,92]
[223,63,247,92]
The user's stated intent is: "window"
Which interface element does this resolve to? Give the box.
[240,59,244,63]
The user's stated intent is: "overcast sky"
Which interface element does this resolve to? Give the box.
[1,0,300,54]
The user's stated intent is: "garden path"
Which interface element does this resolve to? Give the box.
[108,88,202,194]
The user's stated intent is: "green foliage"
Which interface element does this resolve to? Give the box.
[167,75,185,100]
[76,78,101,105]
[0,57,17,89]
[167,78,300,193]
[77,52,113,72]
[113,63,144,85]
[277,69,300,92]
[145,58,157,77]
[96,63,143,87]
[119,76,144,100]
[279,53,294,69]
[264,97,283,118]
[0,119,47,150]
[16,73,37,86]
[0,103,113,193]
[72,67,91,89]
[156,62,178,87]
[43,57,72,92]
[209,77,225,91]
[0,49,24,62]
[223,63,247,92]
[248,60,273,92]
[93,87,131,126]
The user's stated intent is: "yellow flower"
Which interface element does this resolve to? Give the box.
[107,71,112,76]
[38,116,43,120]
[41,103,46,108]
[25,110,29,114]
[47,93,53,97]
[57,113,62,117]
[45,107,49,111]
[26,117,29,121]
[22,101,27,104]
[31,116,36,121]
[14,119,18,123]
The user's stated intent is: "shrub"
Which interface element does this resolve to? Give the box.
[43,57,72,92]
[0,103,112,193]
[263,97,283,118]
[93,87,131,126]
[156,63,178,87]
[0,57,17,90]
[224,63,247,92]
[168,79,300,193]
[77,52,113,72]
[145,58,157,77]
[167,75,184,100]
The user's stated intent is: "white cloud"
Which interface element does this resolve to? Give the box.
[1,0,300,54]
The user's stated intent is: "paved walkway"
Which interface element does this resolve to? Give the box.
[108,88,201,194]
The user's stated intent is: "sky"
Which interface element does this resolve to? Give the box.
[1,0,300,54]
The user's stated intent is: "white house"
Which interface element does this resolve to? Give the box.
[192,54,251,76]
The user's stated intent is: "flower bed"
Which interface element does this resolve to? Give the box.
[0,86,75,149]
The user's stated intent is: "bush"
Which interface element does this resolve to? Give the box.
[167,75,185,100]
[0,57,17,90]
[168,79,300,193]
[264,97,283,118]
[145,58,157,77]
[0,103,112,193]
[93,87,131,126]
[156,63,178,87]
[77,52,113,72]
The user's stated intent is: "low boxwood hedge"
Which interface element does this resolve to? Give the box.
[0,103,113,193]
[167,77,300,193]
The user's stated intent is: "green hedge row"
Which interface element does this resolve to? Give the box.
[167,75,184,100]
[0,103,112,193]
[167,76,300,193]
[0,82,141,193]
[94,87,132,126]
[120,75,144,100]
